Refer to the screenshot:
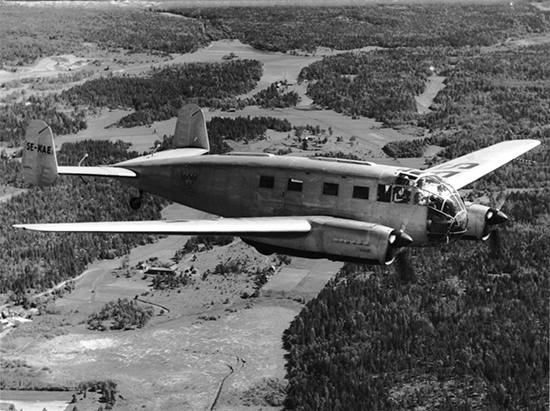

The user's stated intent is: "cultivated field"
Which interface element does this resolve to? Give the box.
[2,206,339,411]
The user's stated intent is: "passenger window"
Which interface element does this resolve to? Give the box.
[287,178,303,192]
[259,175,274,188]
[392,186,411,204]
[377,184,392,202]
[323,182,339,196]
[353,186,369,200]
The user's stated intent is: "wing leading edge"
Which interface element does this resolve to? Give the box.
[14,216,312,236]
[426,139,541,189]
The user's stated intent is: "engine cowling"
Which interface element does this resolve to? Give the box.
[462,203,508,241]
[243,217,412,265]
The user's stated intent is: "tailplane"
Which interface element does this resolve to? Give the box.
[22,120,59,186]
[173,104,210,152]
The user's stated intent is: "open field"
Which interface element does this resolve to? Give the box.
[2,245,334,410]
[1,202,340,410]
[13,303,299,410]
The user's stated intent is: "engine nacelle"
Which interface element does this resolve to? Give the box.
[462,203,508,241]
[243,217,412,265]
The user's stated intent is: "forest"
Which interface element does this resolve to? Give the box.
[207,116,292,142]
[283,190,550,410]
[0,94,88,147]
[3,3,547,68]
[169,4,549,52]
[62,60,264,127]
[0,5,208,67]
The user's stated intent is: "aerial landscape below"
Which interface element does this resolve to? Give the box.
[0,1,549,411]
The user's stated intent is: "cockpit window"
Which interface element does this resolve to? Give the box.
[414,176,455,210]
[392,186,411,204]
[413,174,468,239]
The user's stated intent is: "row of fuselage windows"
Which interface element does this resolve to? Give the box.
[259,175,411,203]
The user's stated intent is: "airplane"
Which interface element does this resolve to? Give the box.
[14,104,540,266]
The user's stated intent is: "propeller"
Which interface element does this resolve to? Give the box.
[385,229,413,265]
[487,190,509,258]
[488,228,503,259]
[391,201,424,282]
[395,248,416,283]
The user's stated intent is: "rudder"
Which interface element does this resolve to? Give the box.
[22,120,59,186]
[173,104,210,152]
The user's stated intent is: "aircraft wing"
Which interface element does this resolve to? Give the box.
[425,139,540,189]
[58,166,137,178]
[14,216,312,236]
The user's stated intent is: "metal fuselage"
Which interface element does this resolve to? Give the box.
[116,152,468,250]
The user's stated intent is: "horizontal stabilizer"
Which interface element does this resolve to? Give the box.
[426,139,541,189]
[14,216,312,236]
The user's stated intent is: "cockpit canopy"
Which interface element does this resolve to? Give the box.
[387,172,468,242]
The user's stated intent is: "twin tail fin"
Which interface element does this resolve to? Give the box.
[20,104,209,186]
[173,104,210,152]
[22,120,59,186]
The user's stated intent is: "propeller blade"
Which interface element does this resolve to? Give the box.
[492,190,508,211]
[395,249,416,283]
[488,229,503,259]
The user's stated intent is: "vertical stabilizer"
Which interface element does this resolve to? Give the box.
[173,104,210,152]
[22,120,59,186]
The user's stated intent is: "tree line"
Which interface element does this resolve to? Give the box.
[169,4,549,52]
[207,116,292,142]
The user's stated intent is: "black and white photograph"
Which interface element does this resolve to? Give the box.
[0,0,548,410]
